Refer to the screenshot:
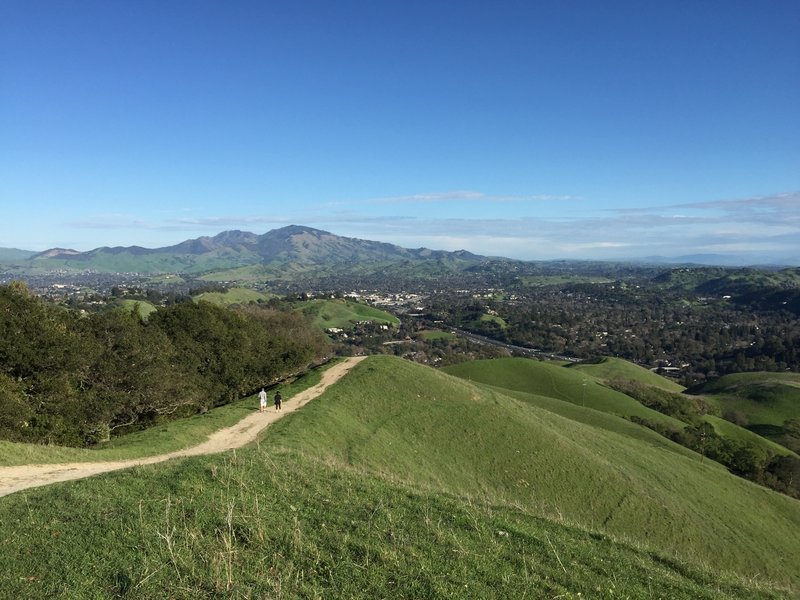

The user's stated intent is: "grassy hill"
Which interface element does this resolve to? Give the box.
[194,287,272,306]
[703,415,797,457]
[568,356,686,392]
[687,372,800,447]
[269,357,800,591]
[687,372,800,425]
[297,298,399,330]
[0,356,797,597]
[442,357,687,430]
[117,298,158,319]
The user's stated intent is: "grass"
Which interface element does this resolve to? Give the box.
[443,357,687,430]
[480,383,708,464]
[117,298,158,319]
[520,275,614,286]
[194,287,272,306]
[297,298,400,330]
[703,415,798,457]
[0,356,798,597]
[1,450,787,599]
[688,372,800,427]
[271,357,800,591]
[420,329,457,341]
[0,363,326,466]
[569,356,686,392]
[478,313,507,328]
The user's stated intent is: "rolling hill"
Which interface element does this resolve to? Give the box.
[687,372,800,450]
[0,355,797,598]
[296,298,399,331]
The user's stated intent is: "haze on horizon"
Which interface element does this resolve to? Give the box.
[2,1,798,264]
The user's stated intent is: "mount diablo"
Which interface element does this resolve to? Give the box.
[25,226,485,276]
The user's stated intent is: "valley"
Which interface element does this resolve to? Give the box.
[0,226,798,598]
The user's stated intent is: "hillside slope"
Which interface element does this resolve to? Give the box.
[272,357,800,590]
[0,356,797,598]
[442,357,687,429]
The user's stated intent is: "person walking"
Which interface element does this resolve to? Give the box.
[258,388,267,413]
[274,390,282,411]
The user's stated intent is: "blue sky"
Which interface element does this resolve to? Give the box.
[2,1,799,263]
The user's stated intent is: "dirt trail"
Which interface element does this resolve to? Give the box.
[0,356,366,498]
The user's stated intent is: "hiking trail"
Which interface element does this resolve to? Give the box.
[0,356,366,498]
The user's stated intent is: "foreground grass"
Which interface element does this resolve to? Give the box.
[0,362,326,466]
[273,357,800,590]
[0,449,789,599]
[1,356,797,598]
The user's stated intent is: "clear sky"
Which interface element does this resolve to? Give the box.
[2,1,799,263]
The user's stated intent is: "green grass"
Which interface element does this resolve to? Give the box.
[478,313,507,328]
[688,372,800,427]
[480,383,709,464]
[569,356,686,392]
[269,357,800,591]
[194,287,272,306]
[297,299,400,330]
[117,298,158,319]
[0,450,786,599]
[420,329,457,341]
[520,275,614,286]
[443,357,687,430]
[1,356,798,597]
[703,415,798,457]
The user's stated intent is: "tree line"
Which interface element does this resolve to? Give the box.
[423,283,799,384]
[0,282,329,446]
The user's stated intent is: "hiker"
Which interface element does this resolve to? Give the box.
[258,388,267,413]
[274,390,282,411]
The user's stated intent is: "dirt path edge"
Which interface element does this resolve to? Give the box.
[0,356,366,498]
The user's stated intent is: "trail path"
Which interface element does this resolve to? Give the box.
[0,356,366,498]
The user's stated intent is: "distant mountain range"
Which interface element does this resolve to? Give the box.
[1,226,797,279]
[0,225,486,278]
[642,254,800,267]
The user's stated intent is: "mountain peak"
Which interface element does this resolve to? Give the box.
[33,248,81,259]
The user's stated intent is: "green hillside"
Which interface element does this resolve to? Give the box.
[270,357,800,590]
[703,415,797,457]
[194,287,272,306]
[117,298,158,319]
[0,356,797,597]
[687,372,800,449]
[297,298,399,330]
[443,357,687,430]
[477,383,707,463]
[0,449,783,599]
[569,356,686,392]
[687,372,800,425]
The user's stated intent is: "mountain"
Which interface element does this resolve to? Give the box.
[6,226,485,276]
[643,253,798,267]
[0,248,37,261]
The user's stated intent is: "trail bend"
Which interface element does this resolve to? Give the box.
[0,356,366,498]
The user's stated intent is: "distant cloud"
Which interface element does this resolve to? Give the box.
[323,190,581,207]
[58,190,799,263]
